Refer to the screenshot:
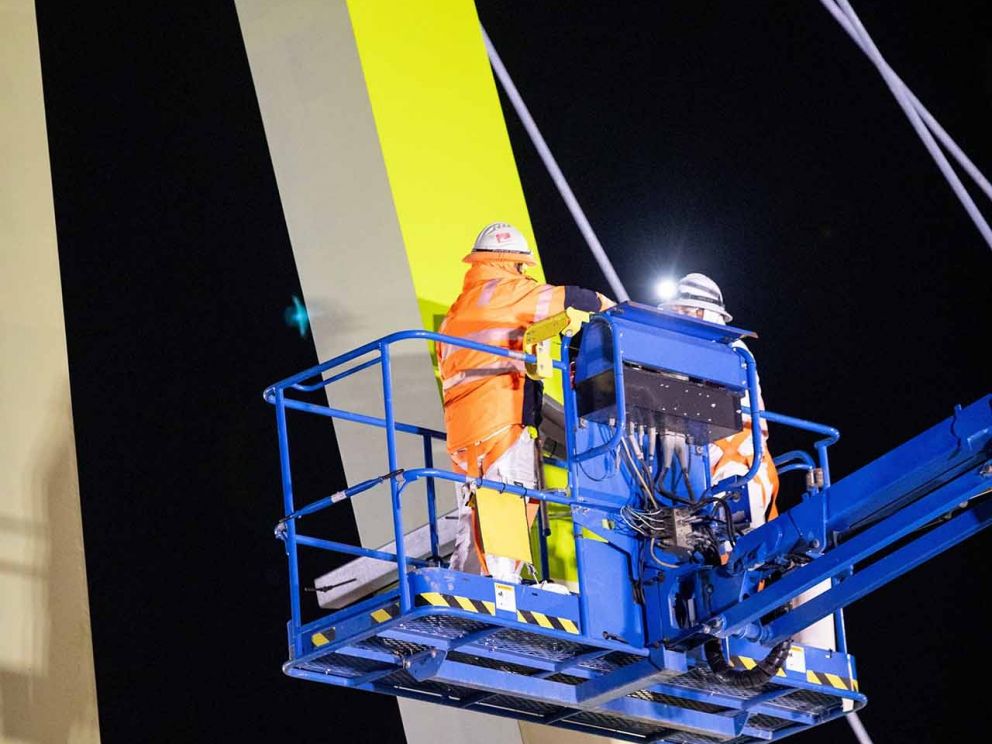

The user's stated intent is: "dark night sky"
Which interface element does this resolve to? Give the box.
[479,2,991,741]
[34,1,989,742]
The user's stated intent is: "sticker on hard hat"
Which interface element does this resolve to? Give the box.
[495,232,512,243]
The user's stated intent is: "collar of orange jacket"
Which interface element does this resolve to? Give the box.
[462,261,533,287]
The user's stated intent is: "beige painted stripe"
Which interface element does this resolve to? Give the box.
[1,2,100,740]
[235,0,451,551]
[234,3,520,743]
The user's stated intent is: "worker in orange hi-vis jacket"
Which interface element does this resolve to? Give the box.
[437,222,614,584]
[659,273,778,529]
[660,273,835,649]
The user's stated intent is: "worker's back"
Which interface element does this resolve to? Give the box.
[439,261,610,470]
[437,261,553,473]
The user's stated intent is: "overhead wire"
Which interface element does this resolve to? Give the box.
[480,26,630,301]
[819,0,992,251]
[819,0,992,204]
[844,712,874,744]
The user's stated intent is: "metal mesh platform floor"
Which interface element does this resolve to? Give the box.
[287,604,864,743]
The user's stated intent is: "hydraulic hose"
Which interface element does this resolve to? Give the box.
[705,601,791,689]
[704,637,791,689]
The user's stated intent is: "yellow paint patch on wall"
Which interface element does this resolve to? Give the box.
[345,0,545,334]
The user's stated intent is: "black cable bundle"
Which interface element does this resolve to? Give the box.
[703,636,791,689]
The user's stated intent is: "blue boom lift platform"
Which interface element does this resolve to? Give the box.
[265,302,992,743]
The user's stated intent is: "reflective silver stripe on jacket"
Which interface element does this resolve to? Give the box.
[476,278,500,307]
[439,326,525,367]
[534,285,555,321]
[442,360,526,391]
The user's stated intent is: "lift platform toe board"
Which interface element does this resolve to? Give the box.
[287,569,863,744]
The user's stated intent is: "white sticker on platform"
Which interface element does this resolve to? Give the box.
[786,645,807,674]
[494,583,517,613]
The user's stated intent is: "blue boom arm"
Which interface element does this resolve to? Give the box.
[694,395,992,646]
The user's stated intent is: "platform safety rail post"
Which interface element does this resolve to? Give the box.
[740,405,846,650]
[380,342,412,613]
[536,506,551,583]
[559,338,590,633]
[762,408,844,650]
[816,439,849,653]
[833,569,851,654]
[274,387,304,657]
[422,434,440,562]
[703,345,764,499]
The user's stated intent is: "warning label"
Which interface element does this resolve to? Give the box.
[785,645,807,674]
[494,583,517,613]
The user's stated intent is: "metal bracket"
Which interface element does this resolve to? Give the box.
[574,647,687,709]
[404,648,447,682]
[524,307,591,380]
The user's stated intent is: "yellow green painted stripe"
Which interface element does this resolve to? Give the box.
[345,0,546,336]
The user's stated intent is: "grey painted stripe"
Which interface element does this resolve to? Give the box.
[235,0,450,550]
[0,2,100,740]
[234,2,521,743]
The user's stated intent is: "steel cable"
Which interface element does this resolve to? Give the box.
[820,0,992,250]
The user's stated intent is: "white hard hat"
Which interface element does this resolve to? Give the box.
[660,273,732,323]
[463,222,536,265]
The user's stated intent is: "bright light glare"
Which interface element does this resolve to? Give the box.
[655,277,678,301]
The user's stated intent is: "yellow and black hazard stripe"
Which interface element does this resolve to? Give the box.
[729,656,858,692]
[416,591,581,635]
[364,594,494,626]
[311,628,336,648]
[369,602,401,624]
[363,593,580,636]
[414,591,496,615]
[729,655,789,679]
[805,669,860,692]
[516,608,580,635]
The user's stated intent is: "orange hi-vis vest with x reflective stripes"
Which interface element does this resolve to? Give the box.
[437,262,609,476]
[708,340,780,524]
